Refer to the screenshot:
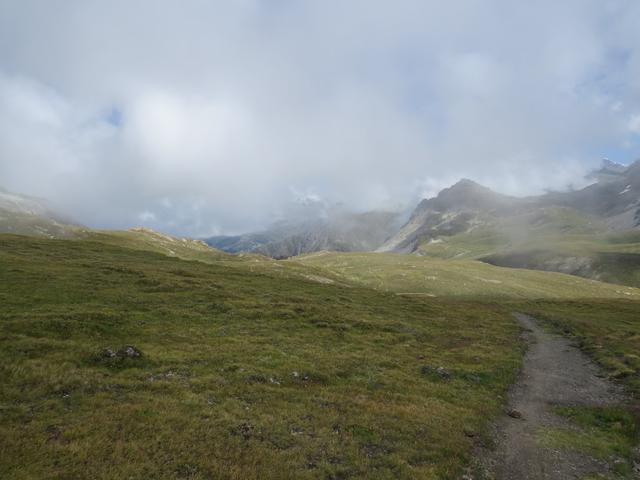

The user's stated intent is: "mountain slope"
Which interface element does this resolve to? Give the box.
[207,210,402,258]
[377,179,524,253]
[384,160,640,254]
[540,160,640,230]
[295,251,639,300]
[0,187,80,237]
[0,233,524,479]
[379,160,640,287]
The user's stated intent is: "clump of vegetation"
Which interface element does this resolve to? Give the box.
[539,406,640,477]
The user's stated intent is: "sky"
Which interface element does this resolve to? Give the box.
[1,0,640,236]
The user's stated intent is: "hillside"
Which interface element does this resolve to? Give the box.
[81,228,231,263]
[541,160,640,230]
[377,179,524,253]
[378,161,640,287]
[295,251,640,395]
[206,211,402,259]
[294,251,639,300]
[0,234,523,479]
[0,187,80,238]
[413,211,640,287]
[2,233,639,478]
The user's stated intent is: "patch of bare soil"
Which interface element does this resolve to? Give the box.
[472,313,629,479]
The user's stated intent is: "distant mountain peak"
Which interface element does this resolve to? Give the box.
[451,178,480,187]
[443,178,493,195]
[423,178,510,212]
[588,158,627,181]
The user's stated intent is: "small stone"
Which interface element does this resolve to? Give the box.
[117,345,142,358]
[362,444,390,458]
[421,365,453,380]
[507,409,523,419]
[101,348,117,358]
[237,422,254,439]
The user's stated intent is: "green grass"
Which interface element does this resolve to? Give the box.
[295,252,640,300]
[0,209,80,238]
[297,251,640,382]
[414,207,640,288]
[415,206,610,259]
[2,232,639,478]
[538,406,640,477]
[0,235,523,479]
[295,252,640,398]
[295,250,640,476]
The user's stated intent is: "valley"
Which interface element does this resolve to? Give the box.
[1,161,640,479]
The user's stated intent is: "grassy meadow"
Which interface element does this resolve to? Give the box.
[415,210,640,288]
[295,251,639,300]
[296,251,640,392]
[0,235,522,479]
[1,234,639,478]
[297,250,640,476]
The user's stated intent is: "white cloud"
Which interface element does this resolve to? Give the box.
[0,0,639,236]
[629,114,640,134]
[138,211,156,223]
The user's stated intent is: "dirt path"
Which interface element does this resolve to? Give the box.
[477,313,627,479]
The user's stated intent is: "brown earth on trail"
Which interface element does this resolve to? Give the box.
[474,313,631,479]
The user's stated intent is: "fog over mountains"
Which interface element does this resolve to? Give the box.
[204,159,640,258]
[380,159,640,253]
[3,158,640,260]
[2,157,640,287]
[2,1,640,236]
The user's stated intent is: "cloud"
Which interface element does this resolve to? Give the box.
[0,0,639,235]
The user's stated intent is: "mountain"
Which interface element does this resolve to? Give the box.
[377,179,522,253]
[586,158,628,183]
[0,187,80,237]
[206,210,402,258]
[0,188,229,261]
[383,159,640,287]
[384,159,640,253]
[540,160,640,230]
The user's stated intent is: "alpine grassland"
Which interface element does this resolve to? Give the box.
[0,235,521,479]
[2,235,639,478]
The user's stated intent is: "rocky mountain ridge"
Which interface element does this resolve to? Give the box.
[206,210,403,259]
[0,187,79,237]
[379,159,640,253]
